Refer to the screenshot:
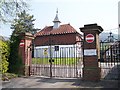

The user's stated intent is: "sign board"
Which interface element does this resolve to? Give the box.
[55,46,59,51]
[85,34,94,43]
[19,40,24,47]
[84,49,97,56]
[44,48,48,55]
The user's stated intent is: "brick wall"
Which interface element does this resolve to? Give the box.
[34,33,81,46]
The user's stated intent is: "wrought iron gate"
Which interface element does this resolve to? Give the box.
[30,44,83,78]
[99,41,120,80]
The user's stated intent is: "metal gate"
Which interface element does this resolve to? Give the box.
[30,44,83,78]
[99,40,120,80]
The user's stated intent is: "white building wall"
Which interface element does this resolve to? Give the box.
[34,44,82,58]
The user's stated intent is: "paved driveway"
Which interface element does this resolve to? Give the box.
[2,76,119,89]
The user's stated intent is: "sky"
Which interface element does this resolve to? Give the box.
[0,0,119,37]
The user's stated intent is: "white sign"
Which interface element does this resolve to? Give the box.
[84,49,97,56]
[44,48,48,55]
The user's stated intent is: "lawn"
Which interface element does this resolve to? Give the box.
[32,57,82,65]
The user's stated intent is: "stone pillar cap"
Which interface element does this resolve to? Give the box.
[20,32,34,39]
[80,23,103,34]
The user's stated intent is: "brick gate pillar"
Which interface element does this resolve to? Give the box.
[19,33,34,76]
[80,24,103,81]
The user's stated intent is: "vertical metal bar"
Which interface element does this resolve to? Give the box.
[99,41,101,67]
[67,47,68,78]
[118,41,120,81]
[70,47,72,77]
[40,48,46,76]
[36,49,41,75]
[34,48,38,75]
[73,45,76,77]
[110,45,113,66]
[102,42,105,69]
[41,48,43,76]
[49,44,52,78]
[75,44,78,78]
[38,48,40,75]
[113,45,115,65]
[105,44,108,67]
[57,46,60,77]
[35,48,38,75]
[47,47,49,76]
[57,46,59,77]
[101,42,103,63]
[65,47,67,78]
[55,46,57,77]
[62,47,64,77]
[68,47,71,77]
[53,46,55,77]
[108,45,110,67]
[101,42,103,70]
[117,43,119,64]
[116,44,118,64]
[66,47,68,77]
[60,47,62,77]
[80,43,82,78]
[72,47,74,77]
[64,47,66,77]
[104,43,107,69]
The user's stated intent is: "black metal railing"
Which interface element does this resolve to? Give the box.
[100,40,120,80]
[100,41,120,63]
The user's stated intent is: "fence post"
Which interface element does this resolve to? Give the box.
[80,24,103,81]
[19,33,34,76]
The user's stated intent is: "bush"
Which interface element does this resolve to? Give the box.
[0,40,9,74]
[2,73,18,81]
[8,35,24,74]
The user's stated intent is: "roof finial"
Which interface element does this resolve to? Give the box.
[53,8,61,29]
[56,8,58,14]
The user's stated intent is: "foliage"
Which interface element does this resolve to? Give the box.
[2,73,18,81]
[11,10,35,34]
[0,40,9,74]
[8,10,35,74]
[0,0,29,23]
[8,35,23,74]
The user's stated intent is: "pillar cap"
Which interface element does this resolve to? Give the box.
[20,32,34,40]
[80,23,103,34]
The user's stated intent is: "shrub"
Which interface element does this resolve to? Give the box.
[0,40,9,74]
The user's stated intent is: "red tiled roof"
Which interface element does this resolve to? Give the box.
[35,24,78,36]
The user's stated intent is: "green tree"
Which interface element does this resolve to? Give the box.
[0,0,29,23]
[11,10,35,34]
[8,10,35,74]
[0,40,9,74]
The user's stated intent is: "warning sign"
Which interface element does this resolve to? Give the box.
[85,34,94,43]
[19,40,24,47]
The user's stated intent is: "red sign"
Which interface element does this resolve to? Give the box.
[19,40,25,47]
[85,34,94,43]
